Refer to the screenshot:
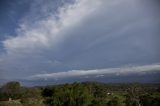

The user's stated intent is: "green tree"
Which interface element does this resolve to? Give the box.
[21,87,43,106]
[42,83,92,106]
[125,84,143,106]
[0,81,22,100]
[107,97,122,106]
[140,94,160,106]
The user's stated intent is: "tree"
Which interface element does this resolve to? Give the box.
[125,84,143,106]
[21,87,42,103]
[140,94,160,106]
[42,83,92,106]
[0,81,22,100]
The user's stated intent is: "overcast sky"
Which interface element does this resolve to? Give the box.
[0,0,160,82]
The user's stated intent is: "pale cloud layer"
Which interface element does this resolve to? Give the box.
[0,0,159,81]
[30,64,160,80]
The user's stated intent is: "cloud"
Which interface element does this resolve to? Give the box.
[0,0,103,79]
[29,64,160,80]
[3,0,102,52]
[0,0,160,80]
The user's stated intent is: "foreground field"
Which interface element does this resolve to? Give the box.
[0,81,160,106]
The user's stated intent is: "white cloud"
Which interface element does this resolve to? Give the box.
[0,0,104,79]
[29,64,160,80]
[0,0,159,80]
[3,0,102,53]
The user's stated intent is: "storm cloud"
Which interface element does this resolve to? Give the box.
[0,0,160,81]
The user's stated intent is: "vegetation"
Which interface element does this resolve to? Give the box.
[0,81,159,106]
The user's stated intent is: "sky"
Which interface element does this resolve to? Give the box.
[0,0,160,84]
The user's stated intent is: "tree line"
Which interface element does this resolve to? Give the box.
[0,81,160,106]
